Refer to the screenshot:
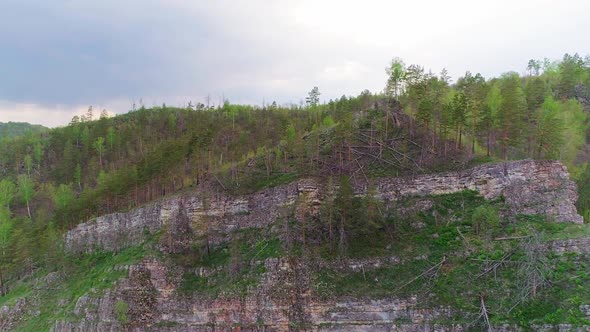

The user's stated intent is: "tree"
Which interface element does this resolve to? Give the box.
[484,82,503,156]
[23,154,33,177]
[306,87,321,107]
[466,97,482,154]
[457,72,487,154]
[497,73,527,159]
[107,127,116,150]
[0,214,13,295]
[94,137,106,167]
[74,163,82,190]
[33,143,44,169]
[385,57,406,97]
[70,115,81,125]
[558,99,588,168]
[100,109,109,119]
[533,97,564,159]
[334,176,354,255]
[479,104,494,156]
[167,112,177,134]
[83,106,94,122]
[471,205,500,244]
[0,179,16,210]
[527,59,541,76]
[81,126,91,151]
[451,92,468,149]
[525,77,546,111]
[404,65,428,124]
[362,184,384,236]
[416,89,434,129]
[17,175,34,219]
[53,184,75,210]
[557,53,586,99]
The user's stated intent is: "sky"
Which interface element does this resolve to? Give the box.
[1,0,590,127]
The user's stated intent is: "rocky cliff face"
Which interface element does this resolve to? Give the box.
[49,257,461,332]
[65,160,583,254]
[377,159,582,223]
[49,244,590,332]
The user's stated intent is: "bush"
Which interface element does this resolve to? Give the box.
[115,300,129,324]
[471,205,500,242]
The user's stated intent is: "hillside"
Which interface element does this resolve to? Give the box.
[3,160,590,331]
[0,122,47,139]
[0,54,589,330]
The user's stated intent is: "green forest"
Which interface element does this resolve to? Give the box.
[1,53,590,300]
[0,122,46,140]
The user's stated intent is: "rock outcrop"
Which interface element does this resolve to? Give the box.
[50,258,461,332]
[49,249,590,332]
[65,160,583,254]
[377,159,582,223]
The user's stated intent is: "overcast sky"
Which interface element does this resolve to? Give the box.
[1,0,589,127]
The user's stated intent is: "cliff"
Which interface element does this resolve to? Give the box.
[3,160,589,331]
[49,234,590,332]
[65,160,583,254]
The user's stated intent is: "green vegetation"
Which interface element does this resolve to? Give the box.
[9,245,147,332]
[1,53,590,329]
[0,122,47,140]
[177,229,282,298]
[115,300,129,324]
[311,191,590,328]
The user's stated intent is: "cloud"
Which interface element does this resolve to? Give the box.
[1,0,590,127]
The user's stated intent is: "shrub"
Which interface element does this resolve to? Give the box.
[471,205,500,242]
[115,300,129,324]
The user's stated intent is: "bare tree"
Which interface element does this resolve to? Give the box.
[510,231,550,312]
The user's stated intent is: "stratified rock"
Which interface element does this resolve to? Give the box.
[376,160,582,223]
[65,160,583,254]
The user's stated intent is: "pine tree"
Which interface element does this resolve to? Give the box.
[107,127,116,150]
[533,99,563,159]
[451,92,468,149]
[53,184,75,210]
[497,73,527,159]
[385,57,406,97]
[557,53,586,99]
[0,179,15,210]
[306,87,321,107]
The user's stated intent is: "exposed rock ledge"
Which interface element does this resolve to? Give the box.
[48,254,590,332]
[65,160,583,254]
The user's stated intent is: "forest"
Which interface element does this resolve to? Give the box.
[0,122,47,140]
[0,53,590,295]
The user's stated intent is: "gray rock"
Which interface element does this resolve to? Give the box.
[65,160,583,255]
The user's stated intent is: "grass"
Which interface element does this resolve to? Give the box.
[178,229,283,298]
[225,171,299,195]
[12,245,147,332]
[549,223,590,240]
[0,277,34,308]
[115,300,129,324]
[179,263,266,298]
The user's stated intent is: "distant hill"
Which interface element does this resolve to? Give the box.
[0,121,47,139]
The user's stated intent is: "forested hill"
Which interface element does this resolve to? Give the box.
[0,122,47,139]
[0,53,590,292]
